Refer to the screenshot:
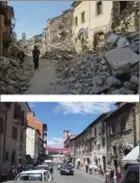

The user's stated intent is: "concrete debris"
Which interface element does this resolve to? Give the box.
[0,57,33,94]
[52,32,139,94]
[117,37,130,48]
[130,39,139,54]
[106,33,120,44]
[42,49,76,61]
[105,47,139,75]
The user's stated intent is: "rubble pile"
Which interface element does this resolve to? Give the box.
[0,57,33,94]
[42,48,76,61]
[54,33,139,94]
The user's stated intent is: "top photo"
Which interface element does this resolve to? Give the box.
[0,1,139,95]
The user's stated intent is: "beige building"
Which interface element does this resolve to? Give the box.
[72,1,139,53]
[0,102,31,177]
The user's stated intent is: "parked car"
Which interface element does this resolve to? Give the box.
[14,170,55,182]
[60,163,74,175]
[122,165,139,183]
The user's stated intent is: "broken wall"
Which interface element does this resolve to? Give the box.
[46,9,74,53]
[111,1,139,33]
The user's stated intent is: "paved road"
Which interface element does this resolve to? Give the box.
[54,169,105,183]
[26,56,67,94]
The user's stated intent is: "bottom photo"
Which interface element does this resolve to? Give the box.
[0,102,139,183]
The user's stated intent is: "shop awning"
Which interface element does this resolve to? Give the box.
[3,33,13,43]
[122,146,139,164]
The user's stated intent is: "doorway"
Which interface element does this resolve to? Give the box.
[11,150,16,166]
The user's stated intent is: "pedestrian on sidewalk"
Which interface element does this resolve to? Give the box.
[85,162,89,173]
[116,167,122,183]
[110,168,114,183]
[89,164,93,175]
[17,164,23,174]
[8,165,17,180]
[105,167,111,182]
[32,46,40,70]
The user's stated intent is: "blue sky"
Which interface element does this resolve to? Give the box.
[8,1,73,39]
[28,102,116,148]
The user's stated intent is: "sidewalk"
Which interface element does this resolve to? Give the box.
[75,168,105,181]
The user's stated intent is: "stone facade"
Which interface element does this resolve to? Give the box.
[0,2,15,56]
[0,102,30,177]
[111,1,139,33]
[105,103,135,170]
[68,113,108,171]
[67,102,138,171]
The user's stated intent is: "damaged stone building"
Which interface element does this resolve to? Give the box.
[72,1,139,53]
[0,1,15,56]
[105,102,136,170]
[43,8,74,52]
[66,102,139,172]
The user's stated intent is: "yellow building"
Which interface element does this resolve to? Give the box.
[72,1,113,53]
[72,1,138,53]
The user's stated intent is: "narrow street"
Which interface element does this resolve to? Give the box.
[54,169,105,183]
[26,57,65,94]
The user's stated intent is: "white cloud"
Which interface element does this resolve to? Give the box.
[55,102,114,115]
[28,102,36,109]
[47,137,64,148]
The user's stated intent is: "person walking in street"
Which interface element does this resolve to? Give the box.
[105,167,111,182]
[17,164,23,174]
[8,165,17,180]
[89,164,93,175]
[110,168,114,183]
[32,46,40,70]
[85,162,89,173]
[116,167,122,183]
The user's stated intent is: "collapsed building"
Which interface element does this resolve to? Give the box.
[42,8,75,59]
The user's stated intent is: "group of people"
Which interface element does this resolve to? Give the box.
[17,46,41,70]
[105,167,123,183]
[76,161,123,183]
[6,164,24,181]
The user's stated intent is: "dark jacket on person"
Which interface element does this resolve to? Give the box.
[32,49,40,60]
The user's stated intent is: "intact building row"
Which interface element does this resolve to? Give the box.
[64,103,139,171]
[0,103,47,180]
